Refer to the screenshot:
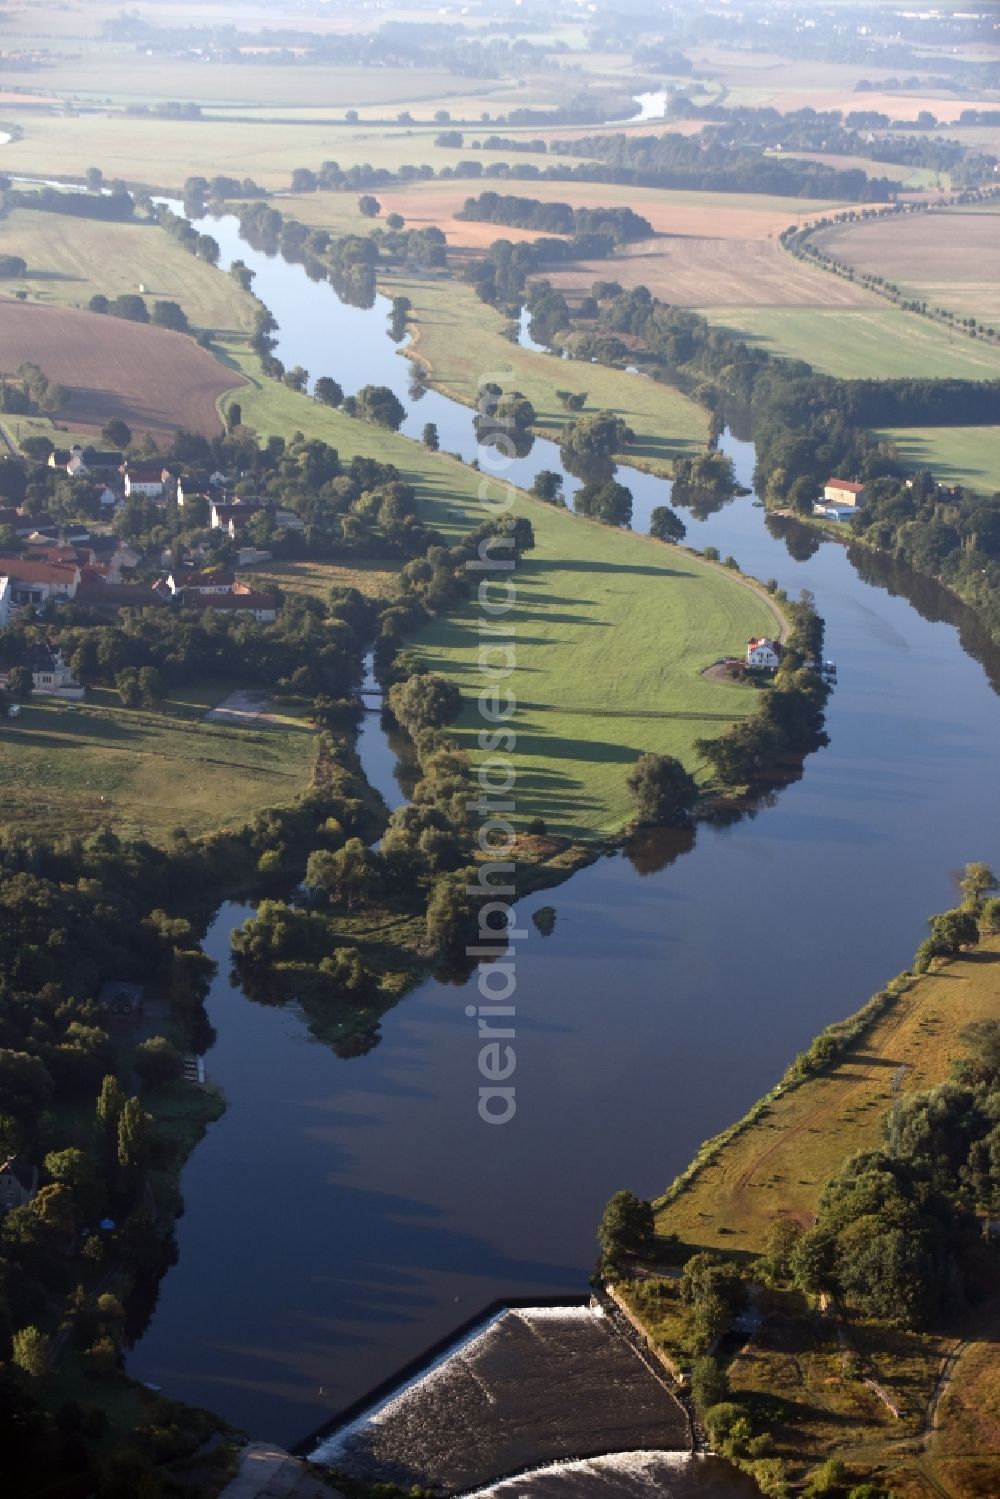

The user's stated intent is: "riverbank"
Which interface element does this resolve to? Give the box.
[615,934,1000,1497]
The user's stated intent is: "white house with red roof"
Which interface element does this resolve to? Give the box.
[747,636,781,671]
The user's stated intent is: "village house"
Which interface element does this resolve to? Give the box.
[163,569,236,597]
[123,463,175,501]
[747,635,781,670]
[0,557,80,610]
[0,641,84,697]
[0,1157,38,1212]
[209,498,265,536]
[187,589,280,623]
[48,444,86,477]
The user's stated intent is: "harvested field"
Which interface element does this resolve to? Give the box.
[812,207,1000,325]
[0,299,242,440]
[282,181,860,307]
[548,235,873,308]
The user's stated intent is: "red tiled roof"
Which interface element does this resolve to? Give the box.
[0,557,79,584]
[825,478,864,493]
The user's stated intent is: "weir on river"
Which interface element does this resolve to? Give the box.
[123,201,1000,1496]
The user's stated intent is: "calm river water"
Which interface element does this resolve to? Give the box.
[128,207,1000,1492]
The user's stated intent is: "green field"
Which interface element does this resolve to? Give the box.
[410,521,780,840]
[222,349,777,839]
[0,685,317,843]
[880,425,1000,496]
[0,206,257,333]
[704,304,1000,381]
[387,273,709,475]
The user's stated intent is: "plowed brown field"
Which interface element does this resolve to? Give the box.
[0,299,243,439]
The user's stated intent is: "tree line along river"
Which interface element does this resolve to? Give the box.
[119,202,1000,1495]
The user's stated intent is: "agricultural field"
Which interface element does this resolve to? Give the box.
[880,425,1000,496]
[249,558,401,603]
[812,206,1000,326]
[0,684,317,843]
[386,272,708,475]
[705,304,1000,380]
[765,149,945,190]
[0,298,244,440]
[685,43,993,122]
[0,206,258,331]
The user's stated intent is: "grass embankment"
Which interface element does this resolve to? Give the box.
[620,939,1000,1498]
[0,685,317,843]
[224,352,780,841]
[386,271,709,475]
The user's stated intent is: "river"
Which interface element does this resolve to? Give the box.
[126,204,1000,1492]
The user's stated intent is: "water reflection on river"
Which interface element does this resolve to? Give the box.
[128,202,1000,1494]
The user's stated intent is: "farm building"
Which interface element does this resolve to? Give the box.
[823,478,865,508]
[0,557,80,609]
[747,636,781,670]
[123,463,175,500]
[187,590,280,623]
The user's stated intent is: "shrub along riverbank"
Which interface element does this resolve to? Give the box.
[602,866,1000,1499]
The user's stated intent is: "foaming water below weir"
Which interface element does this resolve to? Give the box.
[310,1303,691,1494]
[463,1452,764,1498]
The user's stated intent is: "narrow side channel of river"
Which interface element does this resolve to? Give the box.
[127,205,1000,1493]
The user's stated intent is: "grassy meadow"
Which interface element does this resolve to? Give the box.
[221,354,779,840]
[881,425,1000,497]
[0,685,317,843]
[410,521,780,840]
[387,272,709,474]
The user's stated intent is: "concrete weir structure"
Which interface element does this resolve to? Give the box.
[309,1301,690,1494]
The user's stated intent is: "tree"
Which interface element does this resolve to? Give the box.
[283,365,309,393]
[690,1356,730,1415]
[422,422,439,451]
[137,666,166,707]
[532,470,564,505]
[649,504,686,543]
[351,384,405,430]
[96,1074,125,1168]
[386,212,405,230]
[358,194,381,219]
[88,293,110,315]
[134,1037,183,1089]
[111,294,149,323]
[85,166,104,190]
[959,861,998,909]
[116,1096,152,1179]
[314,376,343,408]
[151,300,188,333]
[0,253,27,277]
[306,838,377,911]
[559,411,632,484]
[425,869,479,952]
[575,479,633,528]
[597,1189,655,1264]
[980,897,1000,935]
[101,417,131,448]
[626,753,699,826]
[7,665,33,701]
[388,672,461,735]
[226,401,242,432]
[12,1325,49,1379]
